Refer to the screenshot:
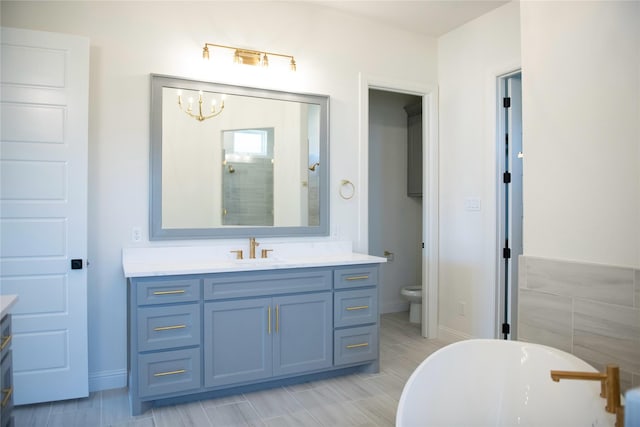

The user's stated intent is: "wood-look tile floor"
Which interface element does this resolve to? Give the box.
[14,312,447,427]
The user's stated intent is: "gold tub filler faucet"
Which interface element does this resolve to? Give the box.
[550,364,624,427]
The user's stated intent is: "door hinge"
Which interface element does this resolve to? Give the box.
[421,242,425,249]
[503,247,511,259]
[503,97,511,108]
[503,171,511,184]
[502,323,511,335]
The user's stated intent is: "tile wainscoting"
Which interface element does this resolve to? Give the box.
[518,256,640,392]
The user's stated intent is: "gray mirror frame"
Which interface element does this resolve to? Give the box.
[150,74,330,240]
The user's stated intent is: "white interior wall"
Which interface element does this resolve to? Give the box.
[437,1,521,340]
[520,1,640,268]
[368,90,422,314]
[1,1,438,389]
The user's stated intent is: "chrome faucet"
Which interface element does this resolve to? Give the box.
[249,237,260,259]
[551,364,624,426]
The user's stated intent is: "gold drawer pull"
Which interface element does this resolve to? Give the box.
[1,387,13,407]
[154,324,187,332]
[268,306,272,335]
[345,275,369,281]
[154,369,186,377]
[0,335,11,351]
[346,342,369,349]
[346,305,369,311]
[153,290,186,295]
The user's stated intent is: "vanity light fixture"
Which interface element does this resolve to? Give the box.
[177,90,224,122]
[202,42,296,72]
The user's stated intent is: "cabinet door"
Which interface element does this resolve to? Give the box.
[273,293,332,376]
[204,298,272,387]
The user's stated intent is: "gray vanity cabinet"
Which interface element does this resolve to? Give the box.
[204,292,332,387]
[127,264,379,415]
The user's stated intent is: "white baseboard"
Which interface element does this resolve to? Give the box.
[437,325,472,344]
[89,369,127,392]
[381,301,409,314]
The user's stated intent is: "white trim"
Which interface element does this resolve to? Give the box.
[358,73,439,339]
[89,369,127,392]
[484,63,521,339]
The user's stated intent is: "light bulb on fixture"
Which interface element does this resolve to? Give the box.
[202,42,296,72]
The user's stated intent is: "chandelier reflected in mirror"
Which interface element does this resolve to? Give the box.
[177,90,225,122]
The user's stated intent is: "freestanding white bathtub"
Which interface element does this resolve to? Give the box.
[396,339,616,427]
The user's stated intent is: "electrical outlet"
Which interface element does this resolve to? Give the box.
[132,227,142,242]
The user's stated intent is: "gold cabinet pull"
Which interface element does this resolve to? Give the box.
[153,324,187,332]
[345,275,369,281]
[346,342,369,349]
[346,305,369,311]
[0,335,11,351]
[153,289,186,295]
[153,369,186,377]
[1,387,13,407]
[268,306,272,335]
[275,305,279,333]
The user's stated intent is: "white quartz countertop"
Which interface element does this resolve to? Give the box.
[123,241,387,278]
[0,294,18,318]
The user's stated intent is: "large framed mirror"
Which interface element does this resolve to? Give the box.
[150,74,329,239]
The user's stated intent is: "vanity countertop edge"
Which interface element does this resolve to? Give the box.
[123,252,387,278]
[0,294,18,318]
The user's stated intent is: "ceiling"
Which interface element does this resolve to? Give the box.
[312,0,510,37]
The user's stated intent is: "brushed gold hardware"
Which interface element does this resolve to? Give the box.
[346,305,369,311]
[261,248,273,259]
[346,343,369,349]
[202,42,296,72]
[268,306,272,335]
[154,324,187,332]
[276,305,279,333]
[1,387,12,407]
[551,364,623,424]
[230,250,243,260]
[339,179,355,199]
[0,335,11,351]
[153,290,185,296]
[153,369,186,377]
[249,237,260,259]
[346,275,369,281]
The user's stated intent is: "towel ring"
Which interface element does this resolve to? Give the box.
[339,179,355,200]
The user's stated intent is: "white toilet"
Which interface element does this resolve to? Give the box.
[401,286,422,324]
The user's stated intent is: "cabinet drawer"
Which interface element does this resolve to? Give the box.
[136,278,200,305]
[334,325,378,366]
[138,304,201,352]
[204,268,331,300]
[1,350,13,422]
[0,315,11,361]
[334,289,378,328]
[334,266,378,289]
[138,348,201,398]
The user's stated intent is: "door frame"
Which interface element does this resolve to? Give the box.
[495,69,523,339]
[357,73,439,338]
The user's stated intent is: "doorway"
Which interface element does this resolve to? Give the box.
[368,90,423,324]
[358,74,439,338]
[496,71,523,340]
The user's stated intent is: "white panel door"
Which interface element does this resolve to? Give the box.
[0,27,89,404]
